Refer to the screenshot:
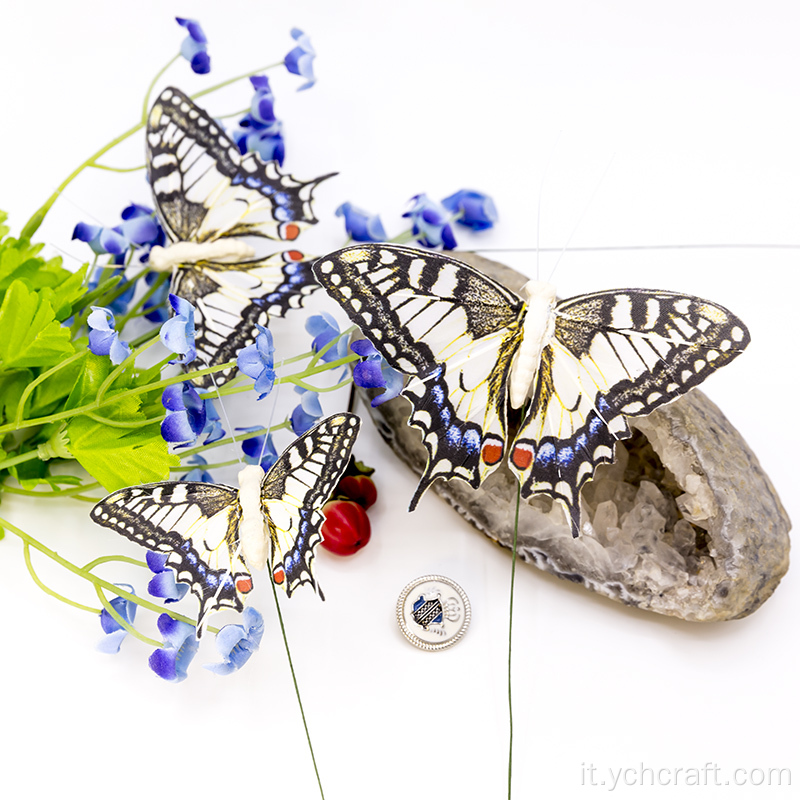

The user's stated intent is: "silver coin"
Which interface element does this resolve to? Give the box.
[396,574,471,651]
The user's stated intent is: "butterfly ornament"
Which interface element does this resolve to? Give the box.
[145,86,333,385]
[91,414,360,624]
[313,245,750,535]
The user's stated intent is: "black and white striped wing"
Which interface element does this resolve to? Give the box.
[313,245,525,509]
[147,86,328,244]
[170,251,318,387]
[510,289,751,533]
[262,413,361,597]
[91,482,253,623]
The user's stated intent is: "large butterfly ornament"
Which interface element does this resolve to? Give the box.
[145,86,333,386]
[91,414,360,624]
[313,245,750,535]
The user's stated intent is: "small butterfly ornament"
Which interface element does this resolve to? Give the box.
[313,245,750,535]
[91,414,360,624]
[145,86,333,385]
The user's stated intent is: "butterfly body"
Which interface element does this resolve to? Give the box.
[313,245,749,535]
[146,87,333,386]
[91,414,361,623]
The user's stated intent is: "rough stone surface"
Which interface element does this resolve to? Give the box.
[360,252,791,621]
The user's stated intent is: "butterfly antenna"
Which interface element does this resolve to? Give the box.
[547,153,616,285]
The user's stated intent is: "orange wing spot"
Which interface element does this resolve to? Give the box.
[272,566,286,585]
[511,443,534,471]
[282,223,300,241]
[287,249,303,261]
[481,440,504,466]
[236,578,253,594]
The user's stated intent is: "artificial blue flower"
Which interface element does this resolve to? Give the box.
[146,552,189,604]
[120,203,166,262]
[306,313,348,363]
[149,614,199,682]
[161,382,206,445]
[72,223,128,259]
[73,204,163,264]
[237,324,276,400]
[202,399,225,444]
[284,28,316,90]
[87,307,131,365]
[87,267,136,315]
[291,387,322,435]
[335,202,387,243]
[142,272,171,322]
[232,76,285,165]
[160,294,196,365]
[181,454,215,483]
[403,193,457,250]
[351,339,404,407]
[441,190,498,231]
[97,584,137,654]
[236,427,279,470]
[205,607,264,676]
[176,17,210,74]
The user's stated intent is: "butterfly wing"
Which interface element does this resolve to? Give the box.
[147,86,329,244]
[170,251,318,388]
[510,289,751,533]
[261,413,361,597]
[313,245,526,508]
[91,482,253,623]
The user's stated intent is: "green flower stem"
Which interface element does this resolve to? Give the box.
[170,458,240,473]
[142,53,181,123]
[14,350,88,426]
[21,119,147,240]
[290,377,353,394]
[1,515,217,633]
[215,106,250,120]
[127,327,161,350]
[95,585,162,648]
[507,484,521,800]
[82,554,148,571]
[83,410,164,429]
[89,163,146,173]
[71,495,103,504]
[117,271,171,332]
[96,337,159,407]
[389,229,416,244]
[308,325,357,369]
[276,354,358,387]
[177,421,290,460]
[1,481,101,498]
[191,60,284,100]
[0,359,237,437]
[23,542,101,614]
[269,578,326,800]
[0,449,41,472]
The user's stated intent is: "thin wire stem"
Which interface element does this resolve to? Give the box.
[269,578,326,800]
[507,484,522,800]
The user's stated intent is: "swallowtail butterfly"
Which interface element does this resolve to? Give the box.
[91,414,360,623]
[146,86,333,386]
[313,245,750,535]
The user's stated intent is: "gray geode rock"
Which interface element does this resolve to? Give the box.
[360,253,790,621]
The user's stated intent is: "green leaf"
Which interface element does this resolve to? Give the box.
[0,368,33,425]
[39,265,89,321]
[30,355,87,418]
[0,281,75,368]
[64,352,178,490]
[68,411,178,491]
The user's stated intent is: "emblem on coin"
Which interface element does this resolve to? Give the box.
[397,575,471,651]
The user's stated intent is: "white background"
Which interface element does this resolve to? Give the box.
[0,1,797,798]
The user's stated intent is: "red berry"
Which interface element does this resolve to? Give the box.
[320,500,371,555]
[338,475,378,509]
